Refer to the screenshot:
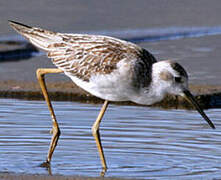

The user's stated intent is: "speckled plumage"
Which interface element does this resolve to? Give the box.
[10,24,157,83]
[48,34,156,82]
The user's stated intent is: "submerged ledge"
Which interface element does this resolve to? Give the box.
[1,80,221,109]
[0,173,124,180]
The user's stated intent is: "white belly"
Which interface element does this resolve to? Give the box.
[67,71,135,101]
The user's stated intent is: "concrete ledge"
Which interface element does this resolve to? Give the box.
[1,80,221,109]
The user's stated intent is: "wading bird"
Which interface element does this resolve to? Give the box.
[9,21,215,175]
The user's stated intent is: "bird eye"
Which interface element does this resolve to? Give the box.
[174,77,182,83]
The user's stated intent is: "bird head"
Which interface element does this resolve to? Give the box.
[152,60,215,129]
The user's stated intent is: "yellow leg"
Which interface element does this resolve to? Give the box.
[36,68,63,166]
[92,100,109,176]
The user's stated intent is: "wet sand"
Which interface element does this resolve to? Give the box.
[0,174,124,180]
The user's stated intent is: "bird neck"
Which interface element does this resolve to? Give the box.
[148,62,172,100]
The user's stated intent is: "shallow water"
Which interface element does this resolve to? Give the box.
[0,98,221,179]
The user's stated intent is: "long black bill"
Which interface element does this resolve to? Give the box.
[183,89,215,129]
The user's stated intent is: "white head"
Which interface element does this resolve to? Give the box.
[152,60,215,129]
[152,60,188,96]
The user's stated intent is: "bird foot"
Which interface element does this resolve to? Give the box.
[100,167,107,177]
[39,161,51,168]
[39,161,52,175]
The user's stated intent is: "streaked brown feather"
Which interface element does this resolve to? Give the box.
[9,21,153,82]
[46,34,143,81]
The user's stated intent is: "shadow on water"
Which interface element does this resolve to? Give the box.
[1,98,221,179]
[0,41,38,62]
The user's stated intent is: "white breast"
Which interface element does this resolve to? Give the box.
[65,58,138,101]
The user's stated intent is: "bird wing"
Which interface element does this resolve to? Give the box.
[47,34,141,81]
[9,21,142,81]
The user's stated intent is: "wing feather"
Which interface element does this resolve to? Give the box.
[45,34,143,81]
[9,21,147,82]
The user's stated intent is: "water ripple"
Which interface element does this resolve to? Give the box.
[0,98,221,179]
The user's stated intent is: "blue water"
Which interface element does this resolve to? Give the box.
[0,98,221,179]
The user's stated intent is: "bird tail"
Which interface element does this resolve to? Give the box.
[9,20,63,51]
